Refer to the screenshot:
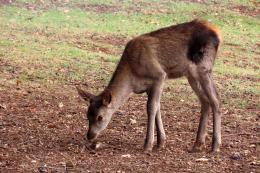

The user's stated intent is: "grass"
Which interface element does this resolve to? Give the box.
[0,0,259,110]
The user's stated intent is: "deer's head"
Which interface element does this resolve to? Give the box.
[77,87,113,141]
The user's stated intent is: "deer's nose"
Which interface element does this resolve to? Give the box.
[87,130,97,141]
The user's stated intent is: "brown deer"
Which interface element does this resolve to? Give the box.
[77,19,222,152]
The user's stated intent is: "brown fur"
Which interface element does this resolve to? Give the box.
[78,19,222,153]
[200,20,222,42]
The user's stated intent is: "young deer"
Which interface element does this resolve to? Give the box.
[77,19,222,152]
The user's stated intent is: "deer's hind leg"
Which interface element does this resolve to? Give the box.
[198,71,221,152]
[187,75,210,152]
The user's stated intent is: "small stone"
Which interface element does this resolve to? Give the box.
[63,9,70,13]
[66,114,73,118]
[90,142,103,150]
[230,152,242,160]
[58,102,64,108]
[195,158,209,162]
[95,142,102,150]
[3,144,8,149]
[121,154,131,158]
[38,164,47,173]
[243,150,250,155]
[249,144,256,148]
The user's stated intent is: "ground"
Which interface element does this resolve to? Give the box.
[0,0,259,172]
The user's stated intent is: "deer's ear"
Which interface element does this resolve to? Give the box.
[102,90,112,106]
[76,86,95,101]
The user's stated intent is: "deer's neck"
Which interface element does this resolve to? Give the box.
[105,61,132,111]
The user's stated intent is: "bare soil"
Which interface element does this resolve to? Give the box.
[0,0,15,5]
[180,0,207,4]
[77,4,120,14]
[0,1,259,172]
[0,83,259,172]
[232,5,260,17]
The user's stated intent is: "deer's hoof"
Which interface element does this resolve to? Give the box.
[144,146,153,153]
[156,140,166,150]
[190,142,206,153]
[211,144,221,153]
[144,143,153,153]
[211,139,221,153]
[210,148,220,153]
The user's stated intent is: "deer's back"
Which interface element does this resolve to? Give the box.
[124,19,221,79]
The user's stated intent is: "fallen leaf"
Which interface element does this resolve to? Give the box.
[129,118,137,124]
[0,104,7,109]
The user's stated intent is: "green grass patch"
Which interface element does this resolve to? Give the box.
[0,0,259,110]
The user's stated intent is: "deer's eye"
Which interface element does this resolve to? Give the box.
[97,116,103,122]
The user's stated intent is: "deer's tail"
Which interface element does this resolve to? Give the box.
[187,19,222,64]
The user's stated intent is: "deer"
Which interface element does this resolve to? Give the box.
[77,19,222,153]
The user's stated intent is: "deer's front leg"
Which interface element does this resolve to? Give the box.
[155,103,166,150]
[144,80,165,152]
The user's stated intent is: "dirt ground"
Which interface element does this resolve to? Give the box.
[0,0,259,172]
[0,84,259,172]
